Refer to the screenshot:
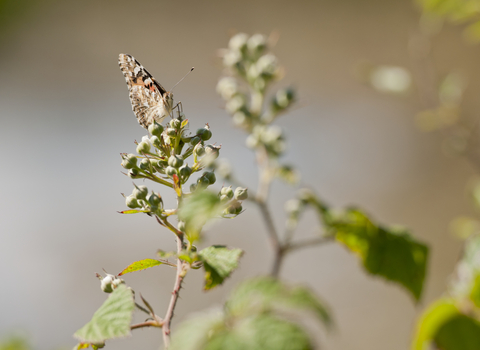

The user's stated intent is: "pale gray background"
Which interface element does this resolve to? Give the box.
[1,0,479,349]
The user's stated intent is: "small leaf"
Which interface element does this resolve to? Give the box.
[332,209,428,300]
[118,209,150,214]
[199,245,243,290]
[157,250,176,259]
[74,284,134,343]
[173,174,182,197]
[117,259,163,276]
[181,119,189,128]
[227,277,331,328]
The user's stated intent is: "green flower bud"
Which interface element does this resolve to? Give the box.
[235,204,243,214]
[100,274,115,293]
[147,192,162,208]
[194,144,205,157]
[100,274,124,294]
[204,145,220,159]
[220,186,234,199]
[166,166,177,176]
[190,245,197,252]
[170,118,181,129]
[166,128,176,137]
[197,176,210,189]
[150,135,161,148]
[179,164,192,178]
[133,185,148,200]
[246,135,260,149]
[234,187,248,200]
[128,168,140,178]
[190,136,202,146]
[224,205,237,215]
[197,127,212,141]
[273,88,295,109]
[139,158,150,170]
[121,154,138,169]
[178,221,186,232]
[168,155,184,168]
[204,171,216,185]
[126,195,140,209]
[190,183,197,192]
[148,122,164,138]
[219,194,230,203]
[158,158,168,167]
[136,141,151,154]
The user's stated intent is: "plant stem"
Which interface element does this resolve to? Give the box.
[131,320,162,330]
[161,220,186,348]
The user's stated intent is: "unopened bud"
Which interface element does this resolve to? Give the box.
[121,154,138,169]
[133,185,148,200]
[220,186,234,199]
[168,155,184,168]
[203,171,216,185]
[126,195,140,209]
[148,122,164,138]
[137,141,151,154]
[197,126,212,141]
[234,187,248,200]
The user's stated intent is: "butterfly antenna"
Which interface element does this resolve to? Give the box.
[171,67,194,92]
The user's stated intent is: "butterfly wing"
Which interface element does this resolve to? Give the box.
[118,53,173,128]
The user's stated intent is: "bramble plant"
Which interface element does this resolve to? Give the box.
[73,34,429,350]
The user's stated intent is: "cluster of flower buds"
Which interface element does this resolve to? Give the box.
[96,273,125,294]
[216,33,295,159]
[219,186,248,217]
[120,110,223,217]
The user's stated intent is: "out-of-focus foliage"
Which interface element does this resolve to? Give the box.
[416,0,480,42]
[0,334,30,350]
[170,277,330,350]
[412,235,480,349]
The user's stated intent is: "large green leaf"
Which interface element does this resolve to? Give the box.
[170,313,313,350]
[178,191,222,242]
[199,246,243,290]
[333,209,428,300]
[434,314,480,350]
[74,284,134,343]
[117,258,162,276]
[226,277,331,328]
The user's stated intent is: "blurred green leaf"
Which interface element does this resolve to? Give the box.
[118,209,150,214]
[170,312,313,350]
[199,246,243,290]
[117,258,163,276]
[74,284,134,343]
[0,334,30,350]
[411,298,460,350]
[178,191,222,242]
[333,209,428,300]
[434,313,480,350]
[227,277,331,327]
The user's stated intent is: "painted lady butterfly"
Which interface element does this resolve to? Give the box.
[118,53,174,128]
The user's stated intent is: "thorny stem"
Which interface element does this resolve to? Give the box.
[162,232,185,348]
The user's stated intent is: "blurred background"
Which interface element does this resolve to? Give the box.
[2,0,480,349]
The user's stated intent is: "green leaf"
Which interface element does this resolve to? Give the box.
[226,277,331,328]
[74,284,134,343]
[178,191,222,242]
[170,312,313,350]
[333,209,428,300]
[117,258,163,276]
[118,209,150,214]
[169,310,225,350]
[199,245,243,290]
[411,298,459,350]
[434,313,480,350]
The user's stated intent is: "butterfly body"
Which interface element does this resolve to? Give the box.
[118,53,173,128]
